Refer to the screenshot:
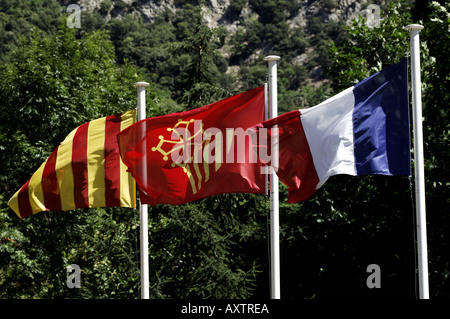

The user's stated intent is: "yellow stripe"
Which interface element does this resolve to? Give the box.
[119,109,137,208]
[203,141,210,183]
[8,189,21,219]
[184,165,197,194]
[27,161,47,215]
[87,116,106,207]
[55,128,77,211]
[193,162,202,190]
[192,147,203,190]
[120,158,136,207]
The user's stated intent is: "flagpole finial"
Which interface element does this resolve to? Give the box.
[133,82,150,87]
[404,24,424,31]
[264,55,280,62]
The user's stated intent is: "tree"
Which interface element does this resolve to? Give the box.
[146,194,267,298]
[175,4,228,109]
[141,3,269,298]
[3,0,448,300]
[0,0,61,63]
[328,2,412,90]
[274,2,419,299]
[417,1,450,297]
[0,22,150,298]
[323,0,450,298]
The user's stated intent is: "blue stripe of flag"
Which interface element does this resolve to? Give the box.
[352,58,411,176]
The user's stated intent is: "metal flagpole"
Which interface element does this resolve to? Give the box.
[134,81,150,299]
[404,24,429,299]
[264,55,281,299]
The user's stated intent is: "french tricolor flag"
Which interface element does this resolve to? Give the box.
[257,58,411,202]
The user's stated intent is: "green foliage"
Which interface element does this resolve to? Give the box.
[0,206,44,298]
[250,0,301,23]
[141,3,268,299]
[1,0,449,299]
[0,22,147,298]
[0,24,142,192]
[0,0,61,63]
[64,208,140,299]
[173,4,228,109]
[279,84,331,114]
[418,1,450,297]
[326,0,450,298]
[328,2,413,90]
[225,0,247,21]
[229,14,309,66]
[0,3,266,299]
[147,194,267,298]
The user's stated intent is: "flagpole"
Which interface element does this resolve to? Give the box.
[264,55,281,299]
[134,81,150,299]
[405,24,429,299]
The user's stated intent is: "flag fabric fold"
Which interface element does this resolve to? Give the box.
[254,58,411,203]
[117,86,266,206]
[9,110,137,219]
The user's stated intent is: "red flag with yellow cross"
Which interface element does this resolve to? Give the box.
[117,87,266,205]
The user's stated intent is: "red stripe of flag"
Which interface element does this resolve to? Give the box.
[259,110,319,203]
[72,122,89,208]
[104,113,122,207]
[17,180,33,219]
[42,146,62,211]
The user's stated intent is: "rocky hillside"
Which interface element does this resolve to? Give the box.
[71,0,384,88]
[77,0,370,27]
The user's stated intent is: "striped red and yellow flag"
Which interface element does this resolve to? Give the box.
[8,110,137,219]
